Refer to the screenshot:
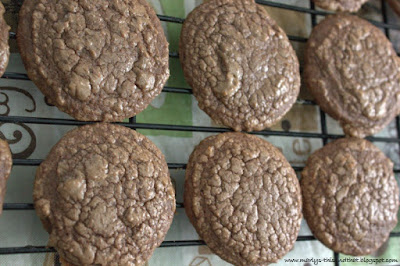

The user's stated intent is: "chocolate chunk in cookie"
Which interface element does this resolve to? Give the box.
[184,132,302,265]
[0,139,12,215]
[179,0,300,132]
[34,123,175,265]
[304,14,400,137]
[301,138,399,256]
[18,0,169,121]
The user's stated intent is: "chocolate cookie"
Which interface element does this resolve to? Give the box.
[0,2,10,77]
[179,0,300,132]
[388,0,400,17]
[0,139,12,215]
[184,132,302,265]
[34,123,175,265]
[304,14,400,138]
[18,0,169,121]
[312,0,368,12]
[301,138,399,256]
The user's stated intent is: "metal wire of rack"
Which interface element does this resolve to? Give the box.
[0,0,400,265]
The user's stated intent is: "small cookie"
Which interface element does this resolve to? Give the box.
[0,139,12,215]
[34,123,175,265]
[304,14,400,138]
[0,2,10,77]
[179,0,300,132]
[18,0,169,121]
[301,138,399,256]
[312,0,368,12]
[184,132,302,265]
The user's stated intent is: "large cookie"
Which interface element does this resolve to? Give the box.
[184,132,302,265]
[301,138,399,256]
[18,0,169,121]
[34,123,175,265]
[0,139,12,215]
[179,0,300,132]
[0,2,10,77]
[312,0,368,12]
[304,14,400,137]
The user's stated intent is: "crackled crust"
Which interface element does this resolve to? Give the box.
[179,0,300,132]
[0,139,12,215]
[185,132,302,265]
[304,14,400,138]
[301,138,399,256]
[0,2,10,77]
[34,123,175,265]
[18,0,169,121]
[312,0,368,12]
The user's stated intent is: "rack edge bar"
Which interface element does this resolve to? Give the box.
[3,233,400,255]
[0,116,399,143]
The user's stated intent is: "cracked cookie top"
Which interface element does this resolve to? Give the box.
[184,132,302,265]
[34,123,175,265]
[304,14,400,137]
[18,0,169,121]
[179,0,300,132]
[301,138,399,256]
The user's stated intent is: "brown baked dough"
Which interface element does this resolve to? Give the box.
[34,123,175,265]
[0,2,10,77]
[312,0,368,12]
[179,0,300,132]
[184,132,302,265]
[301,138,399,256]
[388,0,400,17]
[304,14,400,138]
[0,139,12,215]
[18,0,169,121]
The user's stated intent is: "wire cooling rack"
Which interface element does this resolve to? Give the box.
[0,0,400,265]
